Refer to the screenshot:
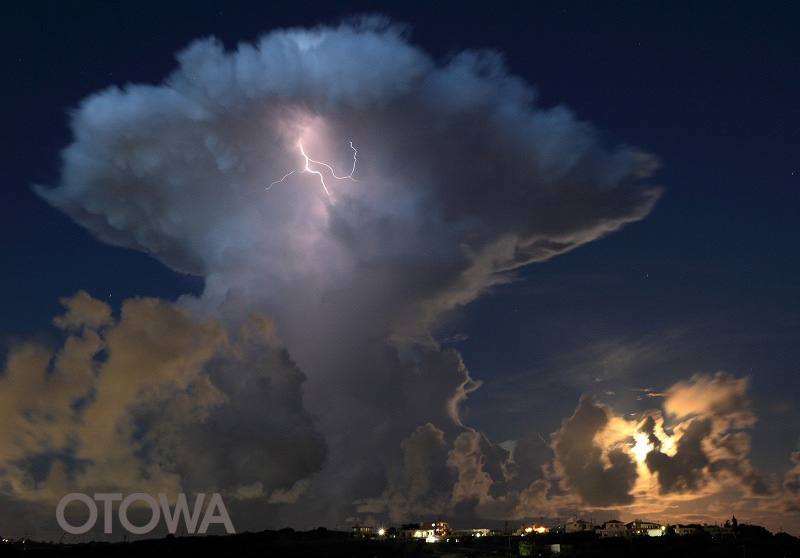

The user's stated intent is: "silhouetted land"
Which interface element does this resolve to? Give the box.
[2,525,799,557]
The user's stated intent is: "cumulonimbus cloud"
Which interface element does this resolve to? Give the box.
[5,18,677,534]
[35,18,661,337]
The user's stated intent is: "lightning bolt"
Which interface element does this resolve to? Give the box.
[267,141,358,199]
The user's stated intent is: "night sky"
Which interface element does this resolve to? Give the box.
[3,1,799,540]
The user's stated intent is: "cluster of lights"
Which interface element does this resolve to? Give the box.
[523,526,548,534]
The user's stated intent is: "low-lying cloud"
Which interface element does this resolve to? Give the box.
[0,292,325,529]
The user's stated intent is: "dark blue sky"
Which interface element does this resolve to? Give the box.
[2,0,799,536]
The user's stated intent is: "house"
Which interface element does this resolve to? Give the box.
[398,521,450,541]
[599,519,628,537]
[627,519,663,537]
[565,515,594,533]
[702,524,734,537]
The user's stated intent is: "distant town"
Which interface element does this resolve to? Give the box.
[3,514,800,557]
[351,514,736,542]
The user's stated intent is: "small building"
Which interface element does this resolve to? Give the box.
[398,521,450,542]
[599,520,628,538]
[565,515,594,533]
[702,524,734,537]
[627,519,663,537]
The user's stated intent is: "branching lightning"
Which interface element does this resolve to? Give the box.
[267,141,358,199]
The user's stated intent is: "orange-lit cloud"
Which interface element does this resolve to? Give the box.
[0,292,325,514]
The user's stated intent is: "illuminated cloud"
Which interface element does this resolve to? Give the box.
[23,19,664,531]
[663,372,754,427]
[0,293,325,517]
[644,418,713,494]
[541,372,775,524]
[552,396,639,506]
[644,372,771,498]
[35,19,660,337]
